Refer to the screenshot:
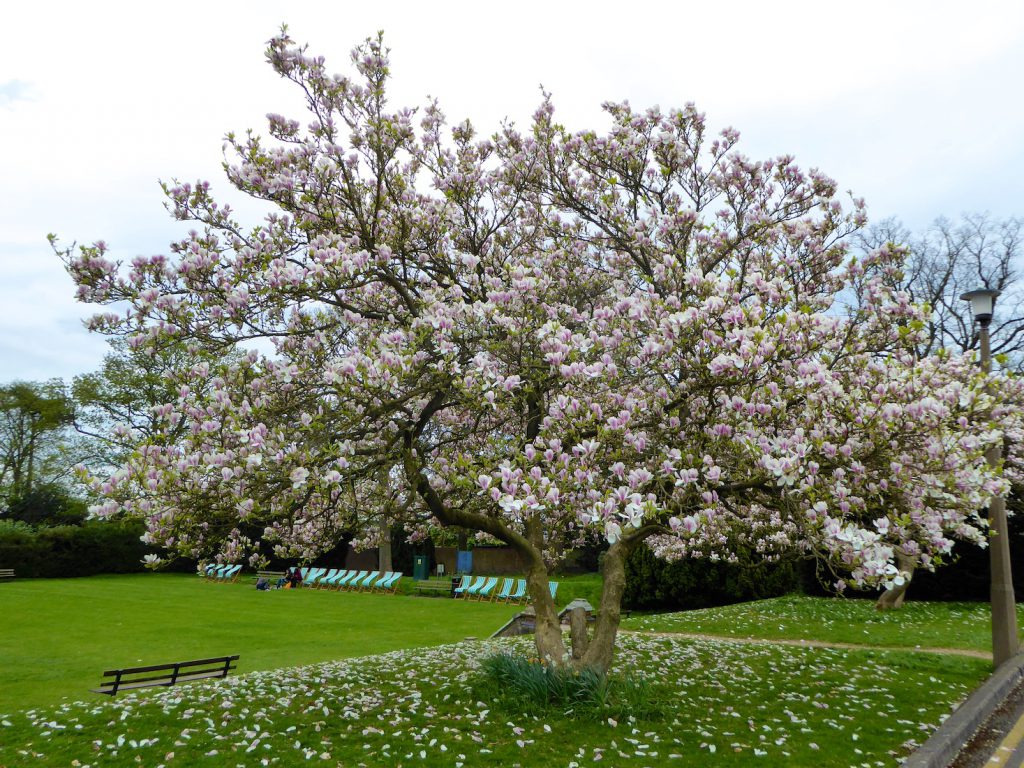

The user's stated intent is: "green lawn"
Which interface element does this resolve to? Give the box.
[622,594,1024,652]
[0,632,987,767]
[0,573,519,711]
[0,576,1005,766]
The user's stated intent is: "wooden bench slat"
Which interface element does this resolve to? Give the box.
[98,664,237,687]
[91,669,232,694]
[94,655,239,695]
[100,655,240,677]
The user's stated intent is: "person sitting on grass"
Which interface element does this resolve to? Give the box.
[286,567,303,589]
[255,576,270,591]
[274,574,287,589]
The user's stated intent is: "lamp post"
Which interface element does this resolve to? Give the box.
[961,288,1019,667]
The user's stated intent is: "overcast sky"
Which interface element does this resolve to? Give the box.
[3,0,1023,385]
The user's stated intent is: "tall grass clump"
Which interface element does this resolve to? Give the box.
[473,652,661,720]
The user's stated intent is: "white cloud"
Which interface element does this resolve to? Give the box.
[0,80,32,107]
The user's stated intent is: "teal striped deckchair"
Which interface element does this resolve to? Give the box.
[305,567,327,587]
[340,570,367,590]
[463,576,487,599]
[318,568,339,588]
[368,571,392,591]
[357,571,381,590]
[335,573,364,589]
[475,576,498,601]
[493,578,514,602]
[548,581,559,601]
[377,572,402,593]
[452,575,472,598]
[323,569,348,589]
[202,564,217,578]
[507,578,527,604]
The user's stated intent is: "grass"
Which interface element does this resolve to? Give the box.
[0,576,1007,766]
[0,633,988,767]
[621,594,1024,652]
[0,573,519,711]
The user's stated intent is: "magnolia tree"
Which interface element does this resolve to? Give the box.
[59,32,1021,672]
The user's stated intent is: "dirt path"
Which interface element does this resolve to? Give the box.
[619,629,992,660]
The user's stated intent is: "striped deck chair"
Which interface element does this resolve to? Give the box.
[507,578,527,604]
[475,576,498,601]
[377,572,402,593]
[548,581,559,601]
[339,570,367,590]
[224,564,243,582]
[317,568,339,589]
[368,571,392,592]
[493,578,514,602]
[201,564,218,579]
[305,567,327,588]
[323,569,348,589]
[210,565,230,580]
[357,571,381,591]
[463,576,487,599]
[452,575,472,598]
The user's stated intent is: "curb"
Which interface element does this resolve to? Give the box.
[903,652,1024,767]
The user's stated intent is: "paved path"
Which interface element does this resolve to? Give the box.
[620,629,992,659]
[950,676,1024,768]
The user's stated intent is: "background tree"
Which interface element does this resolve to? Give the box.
[855,214,1024,609]
[71,338,238,476]
[856,214,1024,369]
[0,381,76,505]
[58,32,1019,673]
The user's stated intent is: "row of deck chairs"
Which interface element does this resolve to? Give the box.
[298,567,402,593]
[202,564,243,582]
[452,575,559,604]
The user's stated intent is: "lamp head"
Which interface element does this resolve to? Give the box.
[960,288,1000,326]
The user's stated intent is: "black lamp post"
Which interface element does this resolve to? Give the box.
[961,288,1019,667]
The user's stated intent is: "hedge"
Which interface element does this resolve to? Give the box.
[0,519,159,577]
[623,544,801,611]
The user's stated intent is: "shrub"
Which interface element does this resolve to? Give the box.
[472,652,661,720]
[623,544,801,611]
[0,518,157,577]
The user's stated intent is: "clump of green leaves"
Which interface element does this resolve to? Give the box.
[472,652,662,720]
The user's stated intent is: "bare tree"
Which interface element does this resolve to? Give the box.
[856,213,1024,370]
[856,213,1024,609]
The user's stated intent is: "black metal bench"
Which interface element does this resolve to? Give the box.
[0,568,14,580]
[91,655,239,696]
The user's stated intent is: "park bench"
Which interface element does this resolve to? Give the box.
[412,578,454,596]
[91,654,239,696]
[0,568,14,580]
[255,570,286,583]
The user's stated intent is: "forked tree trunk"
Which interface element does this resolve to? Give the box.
[526,562,568,663]
[526,539,630,674]
[875,552,916,611]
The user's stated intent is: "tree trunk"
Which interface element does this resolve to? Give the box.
[378,522,392,572]
[526,561,568,664]
[875,553,916,611]
[569,607,590,662]
[580,539,628,674]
